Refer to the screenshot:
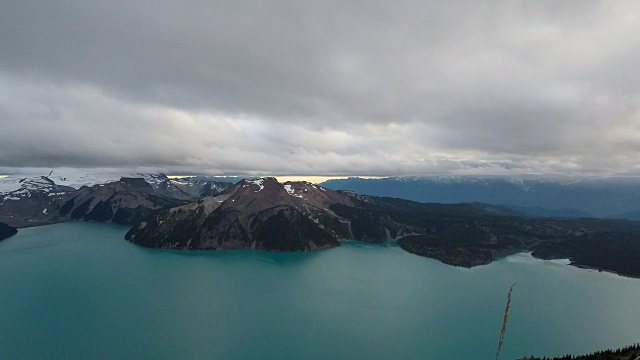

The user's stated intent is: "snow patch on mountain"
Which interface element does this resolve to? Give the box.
[48,171,125,189]
[0,176,70,197]
[283,184,303,198]
[1,171,173,194]
[249,179,264,191]
[0,177,25,193]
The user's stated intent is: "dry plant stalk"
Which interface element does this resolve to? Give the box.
[496,282,516,360]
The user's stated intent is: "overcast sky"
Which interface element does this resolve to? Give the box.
[1,1,639,176]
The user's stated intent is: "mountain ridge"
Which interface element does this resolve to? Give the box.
[0,173,233,227]
[320,176,640,219]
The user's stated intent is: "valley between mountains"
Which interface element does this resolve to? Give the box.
[2,174,640,277]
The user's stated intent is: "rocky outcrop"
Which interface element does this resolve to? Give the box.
[125,177,357,251]
[58,181,188,226]
[113,174,234,201]
[164,176,232,199]
[0,222,18,240]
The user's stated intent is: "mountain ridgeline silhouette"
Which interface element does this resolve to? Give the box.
[320,176,640,219]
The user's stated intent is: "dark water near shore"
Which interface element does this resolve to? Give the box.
[1,222,639,359]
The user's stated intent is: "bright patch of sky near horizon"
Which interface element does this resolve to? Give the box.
[273,176,380,183]
[169,175,381,184]
[0,172,373,185]
[1,1,640,176]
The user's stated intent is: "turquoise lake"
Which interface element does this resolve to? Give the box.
[1,222,639,359]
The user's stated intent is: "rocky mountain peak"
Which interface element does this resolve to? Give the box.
[218,177,354,215]
[125,177,362,251]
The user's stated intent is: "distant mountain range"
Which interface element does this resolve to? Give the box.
[320,176,640,219]
[0,173,233,227]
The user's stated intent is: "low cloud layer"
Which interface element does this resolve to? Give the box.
[1,1,639,176]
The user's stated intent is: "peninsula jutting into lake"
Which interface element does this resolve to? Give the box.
[125,176,640,277]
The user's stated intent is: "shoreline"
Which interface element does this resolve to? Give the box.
[5,220,640,280]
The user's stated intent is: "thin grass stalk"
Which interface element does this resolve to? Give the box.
[496,282,516,360]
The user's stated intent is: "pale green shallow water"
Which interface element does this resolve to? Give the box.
[1,222,639,360]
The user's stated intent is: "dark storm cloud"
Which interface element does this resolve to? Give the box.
[1,1,639,175]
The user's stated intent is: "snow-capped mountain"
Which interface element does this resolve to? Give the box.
[0,172,234,227]
[0,176,76,226]
[0,172,233,197]
[47,171,127,190]
[0,176,75,198]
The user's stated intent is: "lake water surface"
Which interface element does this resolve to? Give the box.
[1,222,639,359]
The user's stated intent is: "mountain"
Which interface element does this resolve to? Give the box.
[58,180,188,225]
[126,177,496,251]
[125,177,524,251]
[125,177,640,277]
[126,178,355,251]
[165,176,233,198]
[117,174,231,200]
[0,173,234,227]
[320,176,640,218]
[0,176,77,227]
[0,222,17,240]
